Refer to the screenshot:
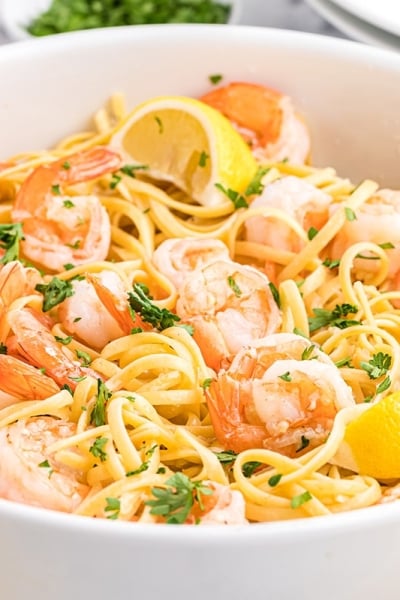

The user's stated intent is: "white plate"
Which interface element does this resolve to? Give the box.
[331,0,400,37]
[306,0,400,51]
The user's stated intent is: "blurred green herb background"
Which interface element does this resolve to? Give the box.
[27,0,232,36]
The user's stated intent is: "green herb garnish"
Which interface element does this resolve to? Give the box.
[90,379,111,427]
[0,223,25,264]
[308,303,360,332]
[128,283,180,330]
[89,437,108,462]
[35,277,74,311]
[145,472,213,524]
[215,183,248,209]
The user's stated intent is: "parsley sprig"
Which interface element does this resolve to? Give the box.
[35,277,74,311]
[308,304,360,333]
[128,283,180,330]
[360,352,391,380]
[145,472,213,524]
[0,223,25,264]
[90,380,111,427]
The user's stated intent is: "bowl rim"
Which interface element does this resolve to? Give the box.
[1,23,400,538]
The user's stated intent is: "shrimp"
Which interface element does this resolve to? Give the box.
[189,481,248,525]
[330,189,400,284]
[0,416,88,512]
[200,82,310,164]
[152,237,231,290]
[0,260,42,310]
[86,272,149,336]
[245,176,332,253]
[176,259,281,371]
[58,270,128,350]
[6,307,99,388]
[0,354,60,409]
[206,333,354,456]
[11,147,122,272]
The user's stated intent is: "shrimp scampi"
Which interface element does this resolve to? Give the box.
[206,333,355,456]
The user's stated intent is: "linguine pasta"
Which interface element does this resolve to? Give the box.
[0,90,399,525]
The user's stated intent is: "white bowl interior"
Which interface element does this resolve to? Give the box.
[1,25,400,600]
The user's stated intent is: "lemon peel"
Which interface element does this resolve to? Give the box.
[110,95,257,207]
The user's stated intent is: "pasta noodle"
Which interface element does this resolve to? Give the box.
[1,84,400,526]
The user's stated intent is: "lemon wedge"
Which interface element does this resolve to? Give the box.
[110,95,257,207]
[333,391,400,479]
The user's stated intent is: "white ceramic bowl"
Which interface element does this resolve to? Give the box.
[1,24,400,600]
[0,0,242,41]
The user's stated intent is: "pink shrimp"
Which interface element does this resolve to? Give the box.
[58,270,130,350]
[6,307,99,389]
[189,481,248,525]
[206,333,354,456]
[0,354,60,409]
[176,259,281,371]
[330,188,400,287]
[245,176,332,252]
[200,82,310,164]
[11,147,122,272]
[152,237,231,290]
[0,416,89,512]
[85,273,150,336]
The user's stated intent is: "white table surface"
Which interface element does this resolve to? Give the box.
[0,0,347,45]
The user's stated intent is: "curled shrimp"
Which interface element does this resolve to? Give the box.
[58,270,129,350]
[0,354,60,409]
[200,82,310,164]
[6,307,99,388]
[245,176,332,253]
[206,333,355,456]
[0,416,89,512]
[330,188,400,285]
[11,147,122,272]
[189,481,248,525]
[152,237,231,290]
[176,259,281,371]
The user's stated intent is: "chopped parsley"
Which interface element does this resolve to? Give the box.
[335,356,353,368]
[268,473,282,487]
[63,199,75,208]
[0,223,25,264]
[322,257,341,269]
[145,472,213,524]
[89,437,108,462]
[245,166,270,196]
[308,303,360,333]
[268,282,281,308]
[360,352,391,380]
[214,449,237,465]
[62,161,71,170]
[120,164,148,177]
[379,242,395,250]
[104,497,120,520]
[278,371,292,382]
[198,151,209,167]
[209,74,223,85]
[301,345,316,361]
[54,335,73,345]
[242,461,262,477]
[201,378,213,390]
[75,348,92,366]
[296,435,310,453]
[345,207,357,222]
[51,184,61,195]
[291,491,312,509]
[110,173,122,189]
[215,183,248,209]
[128,283,180,330]
[307,227,319,241]
[227,275,242,297]
[377,376,391,394]
[90,379,111,427]
[126,462,150,477]
[35,277,74,312]
[0,343,7,354]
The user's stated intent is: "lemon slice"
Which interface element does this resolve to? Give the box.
[110,95,257,207]
[333,391,400,479]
